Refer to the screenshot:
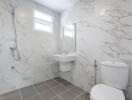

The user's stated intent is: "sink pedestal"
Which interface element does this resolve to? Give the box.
[60,62,73,72]
[53,53,76,72]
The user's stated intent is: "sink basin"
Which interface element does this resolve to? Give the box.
[53,53,76,62]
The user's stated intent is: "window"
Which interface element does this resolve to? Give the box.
[64,24,75,38]
[34,10,53,33]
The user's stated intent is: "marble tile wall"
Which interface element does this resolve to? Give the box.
[0,0,60,95]
[60,0,132,99]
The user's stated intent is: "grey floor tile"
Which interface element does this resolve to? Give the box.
[60,90,78,100]
[0,78,87,100]
[75,94,90,100]
[34,82,50,94]
[20,86,41,100]
[45,79,59,89]
[2,90,21,100]
[23,94,42,100]
[54,77,69,85]
[70,86,85,95]
[50,96,63,100]
[54,78,74,89]
[40,89,56,100]
[52,85,66,95]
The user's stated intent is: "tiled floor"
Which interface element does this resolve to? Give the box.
[0,77,90,100]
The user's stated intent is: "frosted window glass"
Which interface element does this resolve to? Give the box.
[34,10,53,33]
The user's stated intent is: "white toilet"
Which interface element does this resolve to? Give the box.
[90,61,129,100]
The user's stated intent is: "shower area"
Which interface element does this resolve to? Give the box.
[0,0,60,95]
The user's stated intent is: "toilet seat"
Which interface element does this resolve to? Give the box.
[90,84,125,100]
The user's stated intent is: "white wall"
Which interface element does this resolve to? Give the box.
[0,0,60,94]
[60,0,132,100]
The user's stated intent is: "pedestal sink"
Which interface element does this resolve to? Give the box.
[53,53,76,72]
[53,53,76,62]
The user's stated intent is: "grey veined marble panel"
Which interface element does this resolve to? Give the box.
[60,0,132,100]
[0,0,60,95]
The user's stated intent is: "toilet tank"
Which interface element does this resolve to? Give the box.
[101,61,129,90]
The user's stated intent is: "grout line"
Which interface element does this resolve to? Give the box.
[19,89,23,100]
[42,80,67,100]
[32,83,57,100]
[32,85,43,100]
[53,79,80,95]
[48,88,64,100]
[43,81,61,100]
[53,78,88,99]
[53,79,73,89]
[33,80,62,100]
[45,81,64,100]
[73,93,85,100]
[48,81,81,100]
[50,82,75,96]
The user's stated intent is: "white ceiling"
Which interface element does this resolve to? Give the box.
[33,0,79,13]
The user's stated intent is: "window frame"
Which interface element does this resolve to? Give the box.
[34,10,53,33]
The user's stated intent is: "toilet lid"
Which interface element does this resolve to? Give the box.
[90,84,125,100]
